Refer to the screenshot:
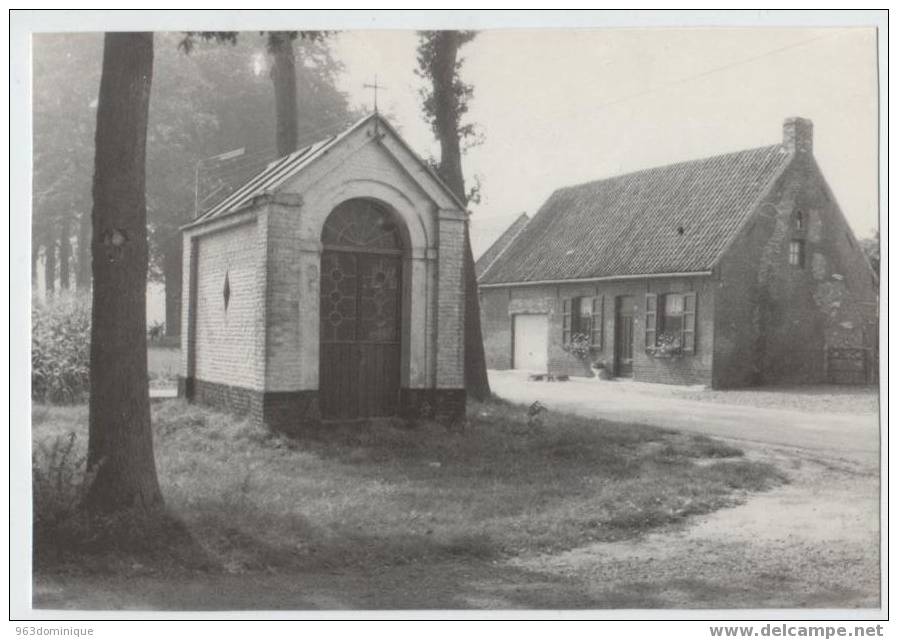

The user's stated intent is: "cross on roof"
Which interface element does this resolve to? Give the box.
[362,75,387,113]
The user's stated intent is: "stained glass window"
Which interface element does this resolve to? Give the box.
[322,199,402,252]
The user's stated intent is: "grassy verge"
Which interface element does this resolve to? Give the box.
[32,397,786,574]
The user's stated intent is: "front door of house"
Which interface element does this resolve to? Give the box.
[614,296,635,377]
[319,199,403,420]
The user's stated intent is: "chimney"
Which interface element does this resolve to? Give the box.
[783,117,813,155]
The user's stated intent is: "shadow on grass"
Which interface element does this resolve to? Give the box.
[32,396,787,577]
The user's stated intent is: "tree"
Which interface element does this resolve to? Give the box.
[268,32,299,157]
[416,31,491,401]
[860,230,880,276]
[155,31,350,337]
[32,33,102,293]
[84,32,163,512]
[180,31,331,157]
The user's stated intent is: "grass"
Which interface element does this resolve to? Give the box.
[32,397,786,575]
[147,346,179,387]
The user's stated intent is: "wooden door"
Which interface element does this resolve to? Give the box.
[615,296,635,377]
[319,200,403,420]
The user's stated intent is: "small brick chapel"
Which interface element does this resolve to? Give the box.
[178,114,468,432]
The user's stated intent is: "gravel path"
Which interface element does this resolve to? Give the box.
[508,445,880,609]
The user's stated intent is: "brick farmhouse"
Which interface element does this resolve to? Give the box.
[477,118,877,388]
[179,114,467,432]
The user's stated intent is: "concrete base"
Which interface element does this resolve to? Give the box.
[180,377,466,432]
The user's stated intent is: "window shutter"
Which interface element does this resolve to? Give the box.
[645,293,657,350]
[591,296,603,349]
[682,292,697,353]
[562,299,571,346]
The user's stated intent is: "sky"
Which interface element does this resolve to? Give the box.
[331,28,879,258]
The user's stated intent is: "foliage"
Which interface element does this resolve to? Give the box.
[648,331,682,358]
[415,30,491,401]
[860,230,880,277]
[178,30,328,55]
[31,293,91,403]
[32,34,103,285]
[32,432,90,544]
[32,32,356,307]
[565,332,592,361]
[415,31,480,151]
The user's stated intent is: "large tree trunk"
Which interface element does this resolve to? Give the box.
[429,31,491,401]
[162,233,182,338]
[268,32,298,157]
[43,233,56,297]
[59,217,71,290]
[85,32,163,513]
[76,210,91,291]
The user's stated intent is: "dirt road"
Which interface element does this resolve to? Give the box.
[489,371,880,468]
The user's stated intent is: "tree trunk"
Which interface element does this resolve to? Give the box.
[430,31,491,401]
[31,240,39,289]
[268,32,298,157]
[462,224,491,400]
[162,233,182,338]
[76,210,91,291]
[59,217,71,290]
[85,32,163,513]
[43,233,56,297]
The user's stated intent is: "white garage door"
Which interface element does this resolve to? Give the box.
[513,314,548,372]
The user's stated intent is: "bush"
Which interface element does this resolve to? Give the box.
[32,293,91,403]
[32,432,91,550]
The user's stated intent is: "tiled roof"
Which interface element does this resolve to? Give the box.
[475,213,529,278]
[479,144,792,284]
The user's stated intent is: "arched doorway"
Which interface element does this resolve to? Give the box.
[319,199,404,419]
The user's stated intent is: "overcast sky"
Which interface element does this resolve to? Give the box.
[332,28,879,257]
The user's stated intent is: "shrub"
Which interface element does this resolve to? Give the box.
[32,432,91,549]
[32,293,91,403]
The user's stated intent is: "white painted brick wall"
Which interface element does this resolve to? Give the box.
[193,221,265,389]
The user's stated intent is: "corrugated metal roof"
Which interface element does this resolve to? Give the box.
[479,144,792,285]
[187,113,469,230]
[192,134,341,224]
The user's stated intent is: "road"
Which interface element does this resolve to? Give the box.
[489,370,880,468]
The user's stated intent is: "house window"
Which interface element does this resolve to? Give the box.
[795,210,804,230]
[645,292,696,354]
[661,293,685,336]
[789,240,805,267]
[562,296,603,349]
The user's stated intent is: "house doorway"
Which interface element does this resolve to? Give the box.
[319,199,403,419]
[614,296,636,377]
[513,314,548,372]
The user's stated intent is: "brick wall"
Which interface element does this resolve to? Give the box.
[480,277,715,386]
[714,154,878,387]
[192,220,265,390]
[264,199,304,391]
[480,288,513,369]
[436,216,465,389]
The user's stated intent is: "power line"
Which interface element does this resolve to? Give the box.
[581,31,842,117]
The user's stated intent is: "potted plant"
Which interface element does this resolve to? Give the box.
[566,332,592,361]
[647,331,682,358]
[591,360,613,380]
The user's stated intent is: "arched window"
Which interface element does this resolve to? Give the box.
[795,210,804,230]
[322,199,402,252]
